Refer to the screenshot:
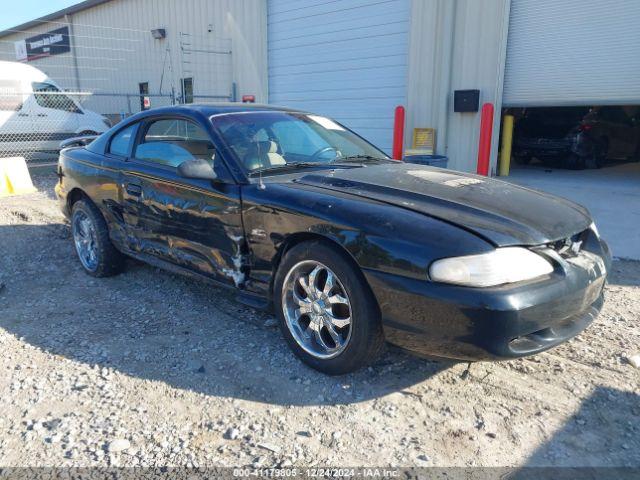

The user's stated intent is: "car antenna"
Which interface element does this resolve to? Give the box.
[460,362,473,380]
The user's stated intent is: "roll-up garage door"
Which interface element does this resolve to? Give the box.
[503,0,640,107]
[267,0,410,153]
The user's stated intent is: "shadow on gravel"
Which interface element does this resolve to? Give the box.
[517,386,640,474]
[0,224,453,407]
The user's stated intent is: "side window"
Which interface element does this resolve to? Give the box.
[31,82,80,113]
[134,118,215,168]
[109,123,138,157]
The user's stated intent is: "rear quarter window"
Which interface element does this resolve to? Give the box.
[108,123,138,157]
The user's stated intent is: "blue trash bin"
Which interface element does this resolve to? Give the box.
[403,154,448,168]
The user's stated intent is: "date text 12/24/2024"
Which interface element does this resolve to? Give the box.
[232,468,400,478]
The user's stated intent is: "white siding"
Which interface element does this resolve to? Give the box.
[267,0,410,153]
[504,0,640,107]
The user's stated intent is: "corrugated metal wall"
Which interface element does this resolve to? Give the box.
[267,0,410,153]
[504,0,640,107]
[0,0,267,115]
[406,0,510,173]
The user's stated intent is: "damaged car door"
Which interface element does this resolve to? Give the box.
[122,116,245,286]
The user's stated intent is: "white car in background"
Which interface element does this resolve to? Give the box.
[0,60,110,155]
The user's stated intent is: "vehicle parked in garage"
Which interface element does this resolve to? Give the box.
[583,106,640,161]
[0,61,110,155]
[55,104,611,374]
[513,106,640,169]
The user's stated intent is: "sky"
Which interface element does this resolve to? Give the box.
[0,0,82,31]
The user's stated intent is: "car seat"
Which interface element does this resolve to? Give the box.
[243,140,286,170]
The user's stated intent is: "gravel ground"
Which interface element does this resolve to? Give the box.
[0,170,639,469]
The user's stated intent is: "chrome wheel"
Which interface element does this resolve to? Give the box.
[73,210,98,271]
[282,260,352,359]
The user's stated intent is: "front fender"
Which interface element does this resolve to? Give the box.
[240,182,492,298]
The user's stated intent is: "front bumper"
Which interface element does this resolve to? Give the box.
[514,138,573,158]
[365,239,612,361]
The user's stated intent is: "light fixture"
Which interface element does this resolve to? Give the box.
[151,28,166,40]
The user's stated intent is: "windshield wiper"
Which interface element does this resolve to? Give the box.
[331,155,389,163]
[248,162,325,176]
[248,156,389,176]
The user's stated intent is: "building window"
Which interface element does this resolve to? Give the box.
[139,82,149,111]
[181,77,193,104]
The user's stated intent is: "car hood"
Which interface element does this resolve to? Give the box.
[294,163,592,246]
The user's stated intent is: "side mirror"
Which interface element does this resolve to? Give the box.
[177,158,218,181]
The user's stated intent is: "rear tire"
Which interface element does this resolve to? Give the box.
[274,241,385,375]
[71,199,125,277]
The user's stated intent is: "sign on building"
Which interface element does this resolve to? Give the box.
[14,26,70,62]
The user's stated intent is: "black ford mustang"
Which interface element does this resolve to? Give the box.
[55,104,611,375]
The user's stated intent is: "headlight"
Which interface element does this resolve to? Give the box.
[429,247,553,287]
[102,117,112,128]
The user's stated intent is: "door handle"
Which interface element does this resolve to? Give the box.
[37,113,47,117]
[126,183,142,197]
[18,113,29,117]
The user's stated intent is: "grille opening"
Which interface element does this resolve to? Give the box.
[547,228,590,258]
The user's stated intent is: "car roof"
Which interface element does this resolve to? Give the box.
[0,60,49,82]
[145,103,310,117]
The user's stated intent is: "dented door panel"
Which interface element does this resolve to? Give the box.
[121,162,244,287]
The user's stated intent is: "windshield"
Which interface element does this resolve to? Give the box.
[212,111,388,172]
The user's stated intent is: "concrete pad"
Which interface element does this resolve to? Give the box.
[505,162,640,260]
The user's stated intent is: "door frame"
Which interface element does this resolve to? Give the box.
[121,113,245,285]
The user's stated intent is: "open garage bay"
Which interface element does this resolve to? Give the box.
[507,162,640,261]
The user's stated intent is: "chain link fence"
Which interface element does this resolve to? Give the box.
[0,19,233,163]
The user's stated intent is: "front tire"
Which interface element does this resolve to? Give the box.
[71,199,125,277]
[274,241,385,375]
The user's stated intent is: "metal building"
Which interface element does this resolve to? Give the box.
[0,0,268,121]
[2,0,639,173]
[268,0,411,154]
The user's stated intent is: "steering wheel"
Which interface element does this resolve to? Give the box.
[309,146,340,162]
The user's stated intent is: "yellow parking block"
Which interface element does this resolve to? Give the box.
[0,157,37,197]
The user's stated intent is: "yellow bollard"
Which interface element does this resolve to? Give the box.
[499,114,514,176]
